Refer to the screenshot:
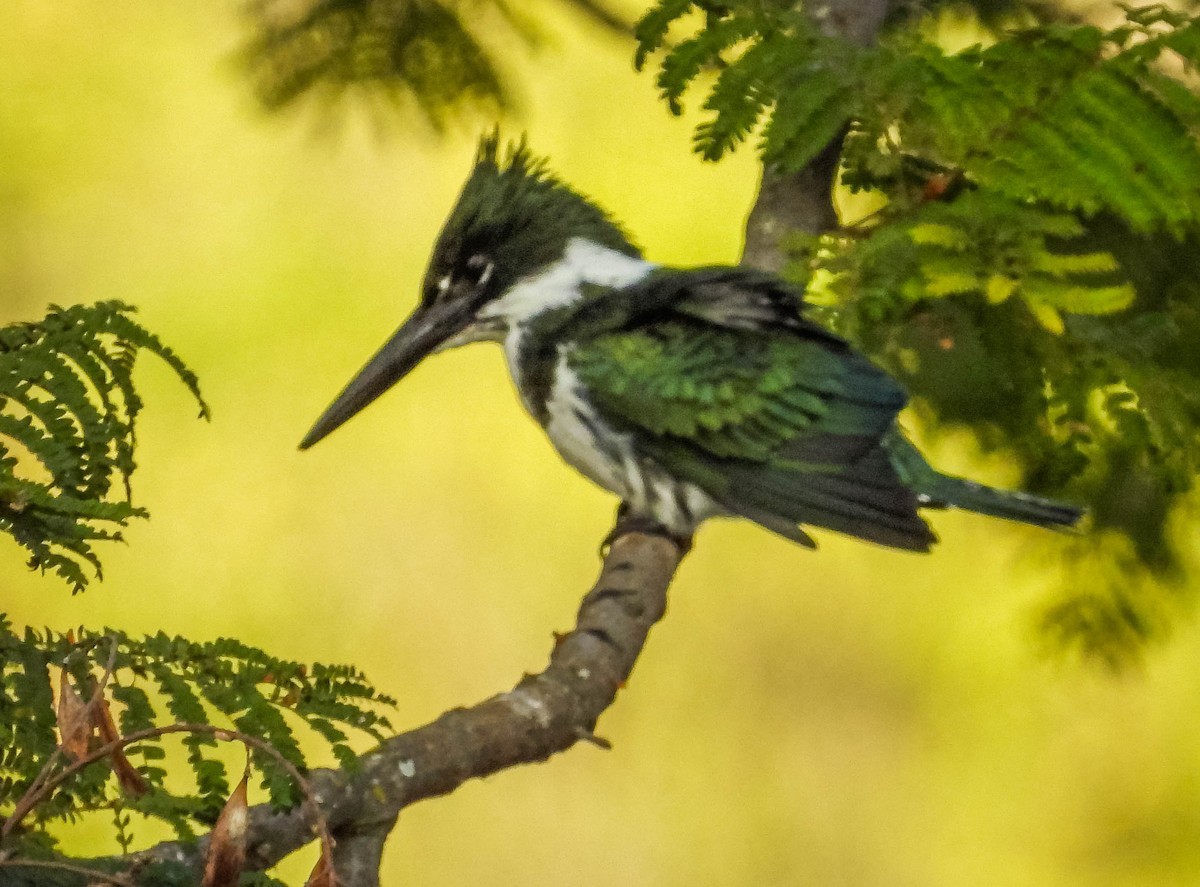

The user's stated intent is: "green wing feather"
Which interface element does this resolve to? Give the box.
[570,320,896,459]
[562,269,1080,549]
[570,317,940,550]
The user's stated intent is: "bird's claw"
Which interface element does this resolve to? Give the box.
[600,503,693,556]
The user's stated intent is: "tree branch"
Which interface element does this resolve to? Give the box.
[743,136,844,271]
[741,0,895,269]
[0,858,133,887]
[103,532,683,882]
[329,818,395,887]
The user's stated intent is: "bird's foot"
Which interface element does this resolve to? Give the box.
[601,503,693,555]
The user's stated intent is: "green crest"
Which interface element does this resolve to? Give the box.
[431,132,641,291]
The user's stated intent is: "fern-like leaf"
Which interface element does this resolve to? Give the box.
[0,302,207,592]
[241,0,526,128]
[0,624,396,849]
[634,0,698,70]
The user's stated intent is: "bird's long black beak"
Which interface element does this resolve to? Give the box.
[299,297,473,450]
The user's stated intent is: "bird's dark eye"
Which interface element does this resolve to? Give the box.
[461,254,494,288]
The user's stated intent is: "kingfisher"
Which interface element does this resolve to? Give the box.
[299,134,1082,550]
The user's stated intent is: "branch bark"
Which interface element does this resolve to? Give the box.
[743,137,844,271]
[741,0,893,270]
[99,532,683,884]
[328,818,394,887]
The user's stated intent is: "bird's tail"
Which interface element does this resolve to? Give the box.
[917,473,1083,527]
[886,434,1084,529]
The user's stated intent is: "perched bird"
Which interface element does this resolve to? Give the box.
[300,135,1082,550]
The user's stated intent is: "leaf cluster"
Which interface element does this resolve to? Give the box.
[637,2,1200,661]
[0,618,395,855]
[638,3,1200,224]
[240,0,631,127]
[0,302,207,594]
[822,19,1200,663]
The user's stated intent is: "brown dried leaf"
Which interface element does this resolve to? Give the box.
[202,767,250,887]
[110,748,150,797]
[90,694,149,797]
[56,670,92,760]
[305,844,339,887]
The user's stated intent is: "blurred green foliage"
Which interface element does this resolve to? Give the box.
[631,1,1200,664]
[241,0,632,126]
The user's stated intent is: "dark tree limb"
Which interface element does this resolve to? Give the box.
[328,818,395,887]
[743,136,845,271]
[0,858,133,887]
[741,0,895,270]
[95,532,683,884]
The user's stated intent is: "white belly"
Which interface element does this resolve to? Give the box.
[537,351,720,535]
[480,237,721,534]
[543,359,635,496]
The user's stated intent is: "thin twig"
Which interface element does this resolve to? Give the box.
[101,532,683,878]
[2,634,121,840]
[572,726,613,750]
[0,857,134,887]
[91,634,121,702]
[1,723,337,879]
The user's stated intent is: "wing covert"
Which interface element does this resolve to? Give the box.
[567,314,936,550]
[569,320,905,465]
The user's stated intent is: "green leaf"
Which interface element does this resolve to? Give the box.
[0,301,206,592]
[1,625,395,843]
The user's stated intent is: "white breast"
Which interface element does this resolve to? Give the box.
[541,352,721,536]
[540,356,627,488]
[483,237,719,534]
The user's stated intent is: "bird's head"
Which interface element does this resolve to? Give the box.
[299,133,638,450]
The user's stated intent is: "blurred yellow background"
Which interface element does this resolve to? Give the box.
[4,2,1200,885]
